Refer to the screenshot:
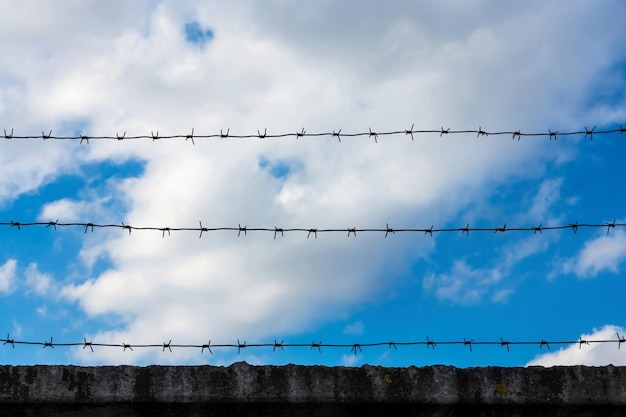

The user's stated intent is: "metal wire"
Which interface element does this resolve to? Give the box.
[1,124,624,143]
[2,333,625,354]
[2,220,622,238]
[2,123,624,364]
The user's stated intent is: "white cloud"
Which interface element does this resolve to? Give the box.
[0,0,624,364]
[0,259,18,294]
[423,174,567,305]
[39,198,100,223]
[24,263,53,295]
[527,325,626,366]
[562,229,626,277]
[0,142,79,205]
[501,235,552,269]
[423,230,555,305]
[36,306,47,317]
[340,354,362,367]
[64,2,626,363]
[343,321,364,336]
[528,178,563,222]
[490,289,513,304]
[423,260,504,305]
[11,320,23,338]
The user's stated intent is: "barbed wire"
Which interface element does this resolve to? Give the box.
[2,333,625,354]
[1,125,625,143]
[1,220,623,238]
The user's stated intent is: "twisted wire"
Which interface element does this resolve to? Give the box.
[2,220,622,238]
[2,124,624,143]
[2,333,625,355]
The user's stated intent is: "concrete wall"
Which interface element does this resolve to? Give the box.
[1,363,625,416]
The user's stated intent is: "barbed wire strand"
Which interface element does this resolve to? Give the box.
[2,125,625,143]
[2,333,626,354]
[2,220,623,238]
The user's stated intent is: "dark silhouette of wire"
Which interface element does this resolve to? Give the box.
[2,124,624,143]
[2,220,622,238]
[2,333,625,355]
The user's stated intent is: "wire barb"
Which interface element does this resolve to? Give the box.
[585,126,596,141]
[199,221,209,238]
[512,130,521,141]
[501,337,511,352]
[42,130,52,140]
[426,336,436,350]
[307,228,317,239]
[440,127,450,137]
[4,128,13,139]
[385,223,394,238]
[83,338,94,352]
[351,344,362,355]
[185,128,195,145]
[273,340,284,352]
[405,123,415,141]
[296,128,306,139]
[163,340,172,352]
[369,127,378,143]
[3,333,15,348]
[117,131,126,141]
[549,130,558,140]
[311,341,322,353]
[333,129,341,142]
[258,128,267,139]
[606,219,616,235]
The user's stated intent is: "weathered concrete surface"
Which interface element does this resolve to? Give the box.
[1,363,626,416]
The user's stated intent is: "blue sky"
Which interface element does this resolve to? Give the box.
[1,1,626,367]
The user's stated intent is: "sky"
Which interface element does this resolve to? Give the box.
[0,0,626,368]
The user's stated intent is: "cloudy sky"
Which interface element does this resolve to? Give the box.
[1,0,626,367]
